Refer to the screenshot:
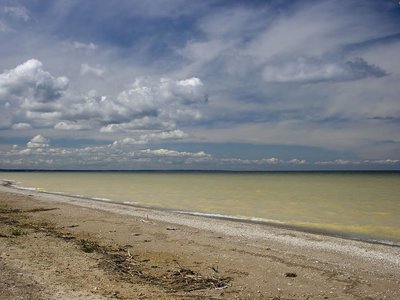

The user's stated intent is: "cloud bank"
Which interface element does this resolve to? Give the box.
[1,134,398,170]
[1,59,208,145]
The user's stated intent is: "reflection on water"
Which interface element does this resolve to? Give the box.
[2,171,400,243]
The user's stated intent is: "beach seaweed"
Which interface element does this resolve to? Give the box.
[165,268,231,292]
[79,239,100,253]
[0,200,232,296]
[11,228,25,236]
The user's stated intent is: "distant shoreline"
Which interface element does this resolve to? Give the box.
[1,169,400,173]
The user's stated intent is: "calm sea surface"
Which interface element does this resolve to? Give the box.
[1,171,400,244]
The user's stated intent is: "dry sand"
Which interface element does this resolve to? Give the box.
[0,184,399,299]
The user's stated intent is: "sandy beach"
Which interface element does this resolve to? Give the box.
[0,184,399,299]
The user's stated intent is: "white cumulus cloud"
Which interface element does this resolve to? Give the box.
[27,135,50,148]
[54,121,90,130]
[11,122,32,130]
[143,129,188,141]
[0,60,208,139]
[100,117,175,133]
[0,59,69,104]
[71,41,97,50]
[261,157,281,164]
[113,129,188,145]
[140,148,211,159]
[287,159,307,165]
[94,77,207,132]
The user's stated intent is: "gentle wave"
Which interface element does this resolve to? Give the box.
[175,210,285,225]
[174,209,400,247]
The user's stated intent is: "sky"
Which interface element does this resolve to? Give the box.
[0,0,399,170]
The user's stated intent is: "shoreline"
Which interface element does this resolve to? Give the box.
[3,179,400,248]
[1,185,400,299]
[2,183,400,267]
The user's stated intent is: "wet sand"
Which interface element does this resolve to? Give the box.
[0,184,399,299]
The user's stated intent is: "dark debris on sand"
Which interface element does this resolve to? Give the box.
[0,203,232,296]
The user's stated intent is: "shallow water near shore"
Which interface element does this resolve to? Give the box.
[1,171,400,245]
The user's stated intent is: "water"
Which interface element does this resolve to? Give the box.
[1,171,400,245]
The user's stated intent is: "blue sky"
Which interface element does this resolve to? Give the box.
[0,0,399,170]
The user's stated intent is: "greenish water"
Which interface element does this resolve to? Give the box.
[2,171,400,244]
